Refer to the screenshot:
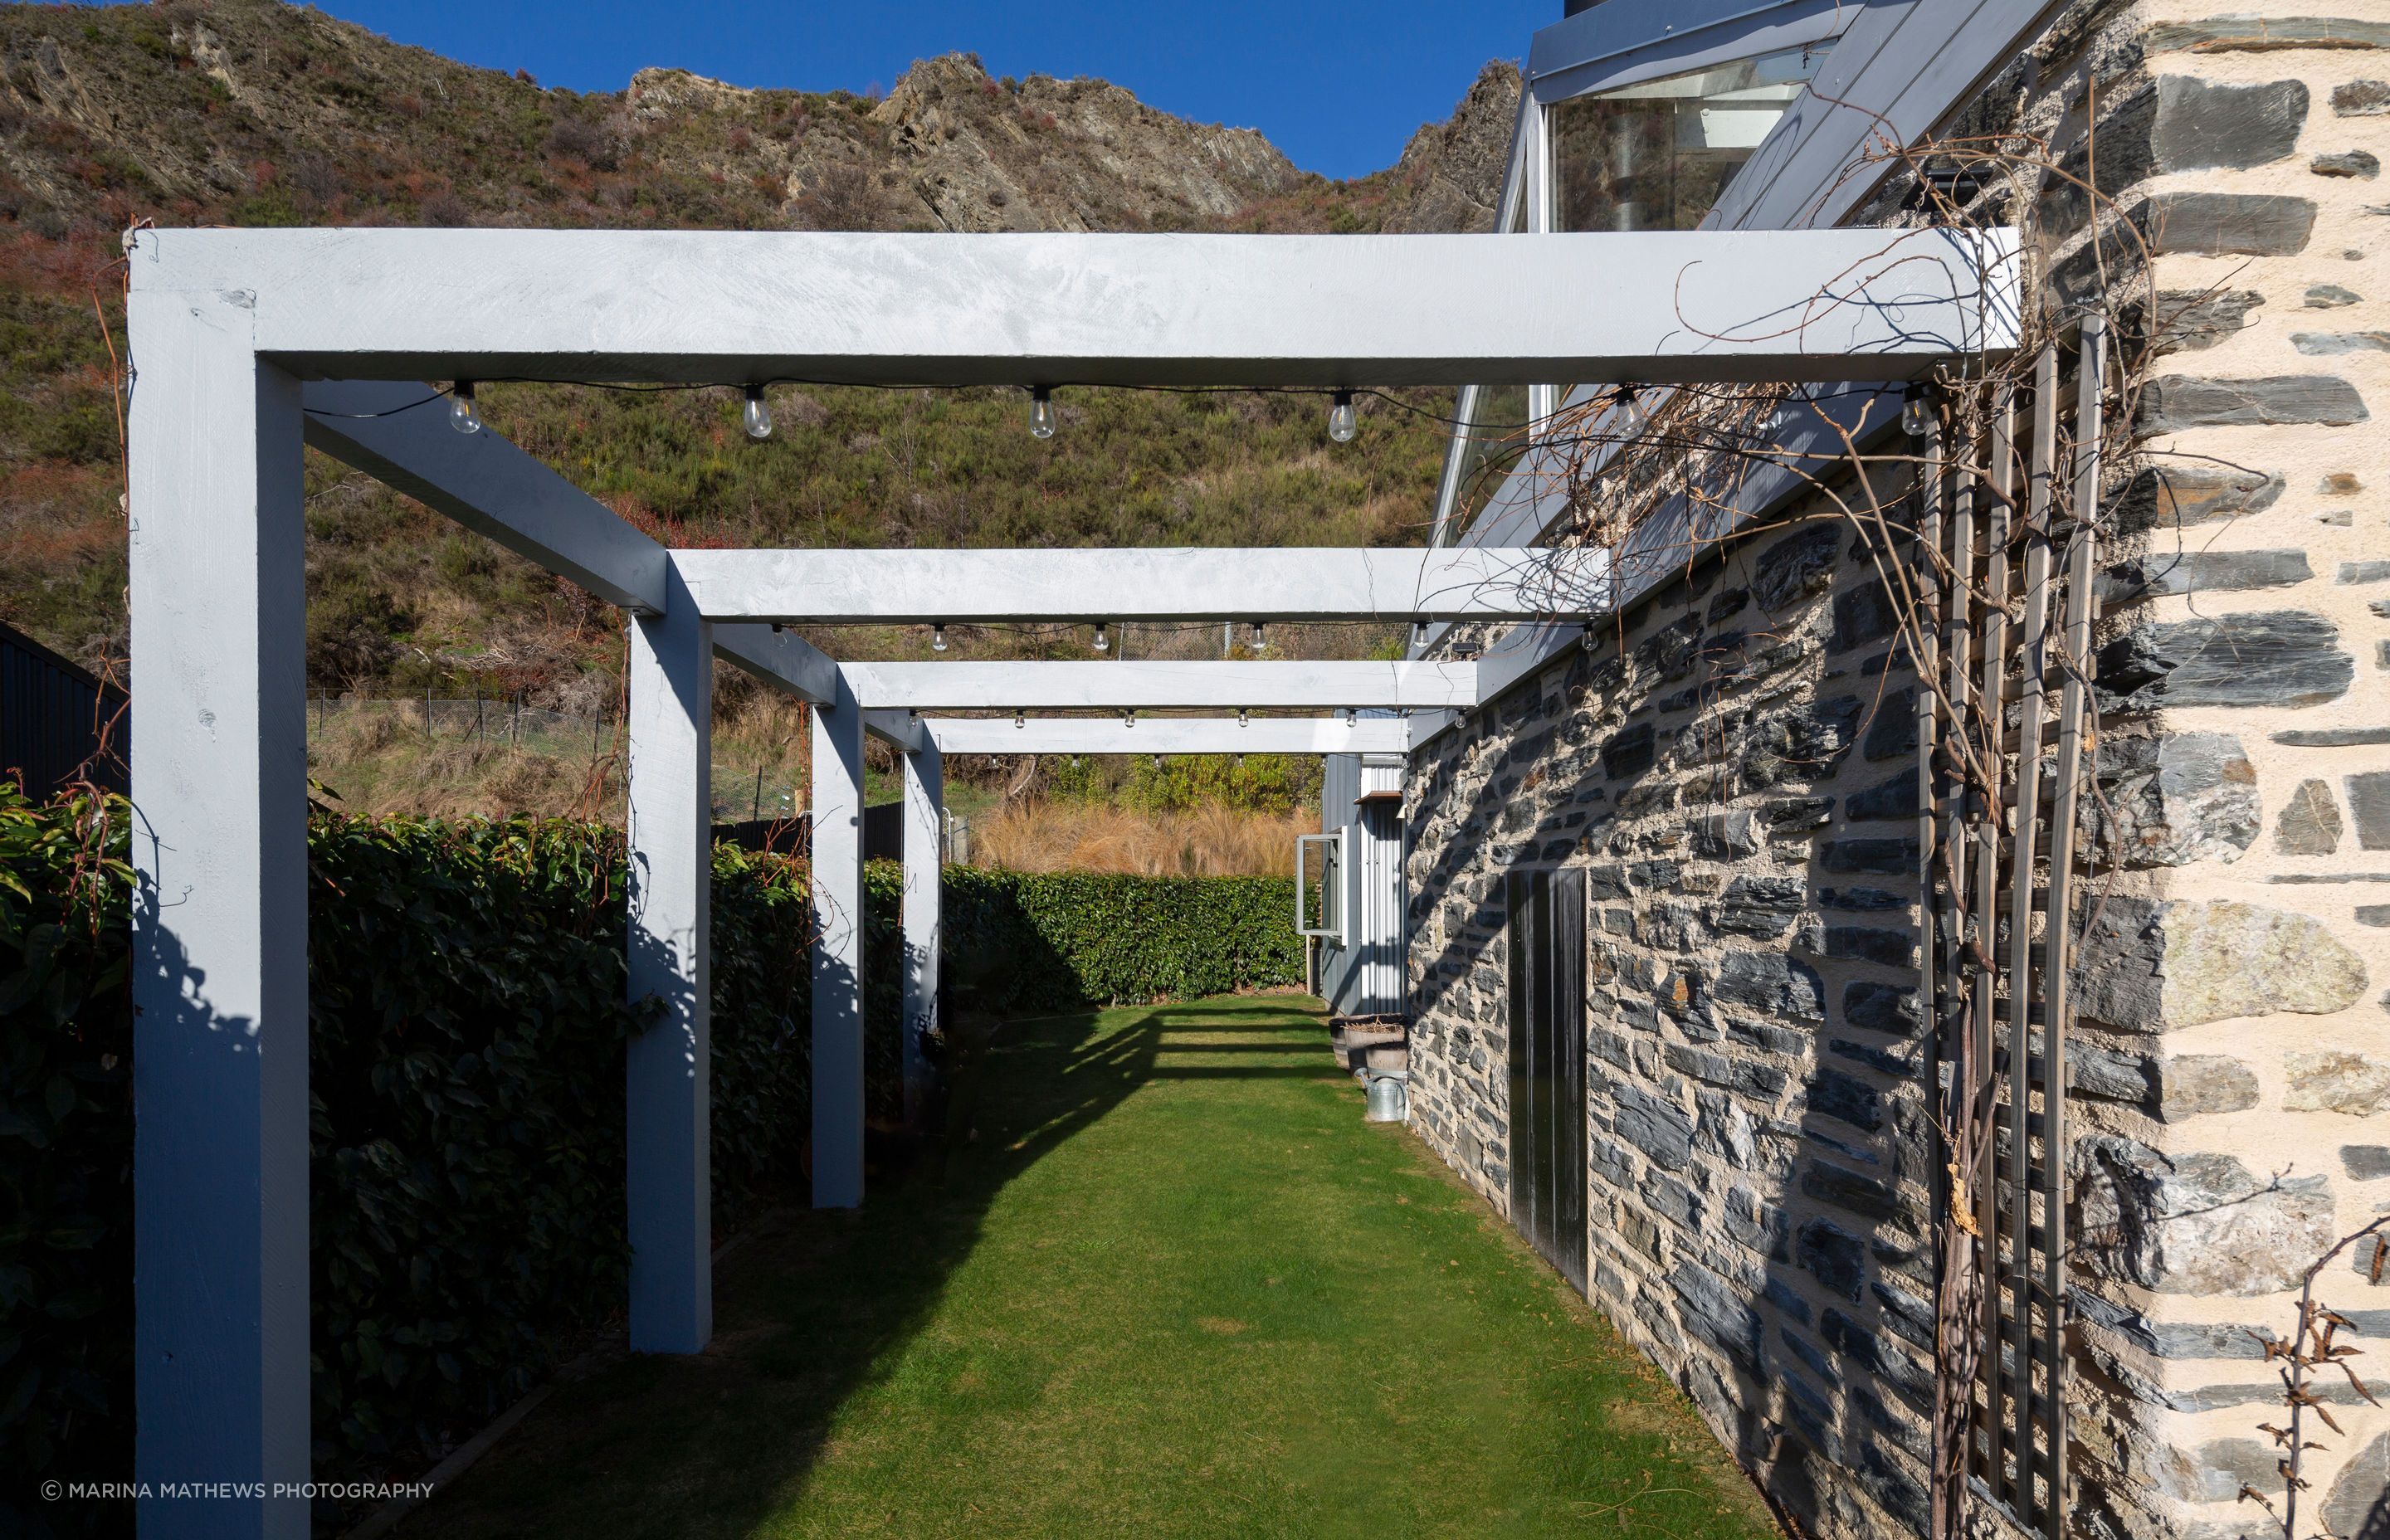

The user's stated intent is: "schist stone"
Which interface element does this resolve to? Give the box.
[2077,1136,2336,1295]
[2276,778,2346,854]
[2314,150,2383,178]
[2091,732,2259,866]
[2098,548,2312,602]
[2134,192,2317,256]
[2096,612,2353,711]
[2112,465,2284,531]
[2138,374,2371,432]
[2151,76,2311,170]
[2349,771,2390,848]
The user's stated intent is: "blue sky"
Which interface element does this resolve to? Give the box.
[250,2,1553,179]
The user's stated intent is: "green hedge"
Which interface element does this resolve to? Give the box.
[936,866,1303,1011]
[2,791,1298,1532]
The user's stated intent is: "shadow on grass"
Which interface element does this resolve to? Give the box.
[397,993,1330,1540]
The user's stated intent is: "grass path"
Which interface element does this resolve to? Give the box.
[402,995,1780,1539]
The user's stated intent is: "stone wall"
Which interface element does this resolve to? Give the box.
[1401,5,2390,1539]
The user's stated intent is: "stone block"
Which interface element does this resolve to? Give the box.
[2113,465,2285,532]
[2277,778,2345,854]
[2091,731,2259,867]
[2334,79,2390,115]
[1803,1162,1900,1221]
[1763,796,1833,831]
[2139,374,2369,433]
[2073,896,2368,1031]
[1778,1324,1839,1386]
[1829,582,1898,654]
[1820,886,1905,913]
[2135,191,2318,256]
[2285,1050,2390,1114]
[1692,811,1760,860]
[1641,1168,1705,1231]
[2124,288,2265,355]
[2099,549,2313,603]
[2314,149,2383,178]
[2158,1054,2261,1120]
[2096,612,2353,711]
[2070,1040,2158,1103]
[1829,1037,1916,1078]
[1821,837,1919,876]
[1602,721,1656,780]
[2344,1145,2390,1179]
[2078,1136,2337,1295]
[1797,924,1914,968]
[1805,1067,1885,1133]
[2153,1438,2281,1503]
[1740,696,1862,790]
[2147,17,2390,52]
[1713,949,1826,1023]
[1841,980,1920,1036]
[1750,524,1841,613]
[1797,1218,1866,1300]
[1861,691,1915,761]
[2310,284,2363,309]
[2348,770,2390,848]
[2295,330,2390,354]
[1612,1082,1694,1171]
[2323,1435,2389,1540]
[1717,875,1803,938]
[1671,1260,1763,1372]
[1844,771,1919,823]
[1871,1276,1934,1352]
[2153,76,2310,169]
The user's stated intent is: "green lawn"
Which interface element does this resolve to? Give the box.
[401,995,1781,1539]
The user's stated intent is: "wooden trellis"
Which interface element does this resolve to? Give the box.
[1921,318,2110,1540]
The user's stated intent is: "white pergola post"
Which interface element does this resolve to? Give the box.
[128,295,312,1537]
[622,573,714,1353]
[811,671,867,1208]
[900,738,943,1131]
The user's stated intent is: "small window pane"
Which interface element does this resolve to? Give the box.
[1550,42,1833,234]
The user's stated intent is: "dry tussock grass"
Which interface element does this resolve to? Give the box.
[974,802,1305,877]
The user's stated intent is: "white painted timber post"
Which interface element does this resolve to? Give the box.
[623,570,713,1352]
[128,289,312,1537]
[900,739,943,1130]
[811,670,867,1207]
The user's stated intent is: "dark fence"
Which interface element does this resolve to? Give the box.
[0,621,124,797]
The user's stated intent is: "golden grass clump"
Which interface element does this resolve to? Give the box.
[973,801,1305,877]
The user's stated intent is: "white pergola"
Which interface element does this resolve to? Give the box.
[125,224,2015,1536]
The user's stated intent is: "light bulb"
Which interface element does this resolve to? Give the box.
[1902,391,1934,439]
[1153,755,1163,771]
[1249,622,1266,653]
[1124,710,1135,728]
[449,382,480,436]
[1238,709,1249,729]
[1029,386,1056,440]
[1415,621,1430,646]
[743,385,773,441]
[1328,390,1358,444]
[1093,621,1108,653]
[1344,708,1358,726]
[1014,711,1025,730]
[1611,386,1644,439]
[1235,754,1245,768]
[931,624,948,652]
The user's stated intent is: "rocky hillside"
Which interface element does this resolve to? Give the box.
[0,0,1519,702]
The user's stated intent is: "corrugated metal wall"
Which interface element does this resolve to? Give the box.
[1318,749,1407,1018]
[0,621,124,799]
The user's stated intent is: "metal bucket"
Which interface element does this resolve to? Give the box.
[1364,1070,1409,1123]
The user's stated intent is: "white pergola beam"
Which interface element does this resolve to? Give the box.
[674,547,1604,625]
[899,742,942,1132]
[920,715,1412,756]
[301,382,836,704]
[810,675,868,1211]
[622,578,712,1354]
[844,661,1475,712]
[144,227,2019,386]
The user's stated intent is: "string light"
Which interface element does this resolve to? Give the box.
[1249,622,1266,653]
[1123,710,1135,728]
[1344,708,1358,726]
[1611,385,1646,438]
[1238,709,1249,729]
[1014,710,1025,730]
[743,384,773,441]
[1328,390,1358,444]
[1152,754,1163,771]
[1029,386,1056,440]
[1093,621,1108,653]
[449,382,481,436]
[931,624,948,652]
[1902,388,1935,439]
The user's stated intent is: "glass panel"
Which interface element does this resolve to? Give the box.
[1550,41,1834,235]
[1429,173,1534,548]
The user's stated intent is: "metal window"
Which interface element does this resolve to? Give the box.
[1295,829,1347,943]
